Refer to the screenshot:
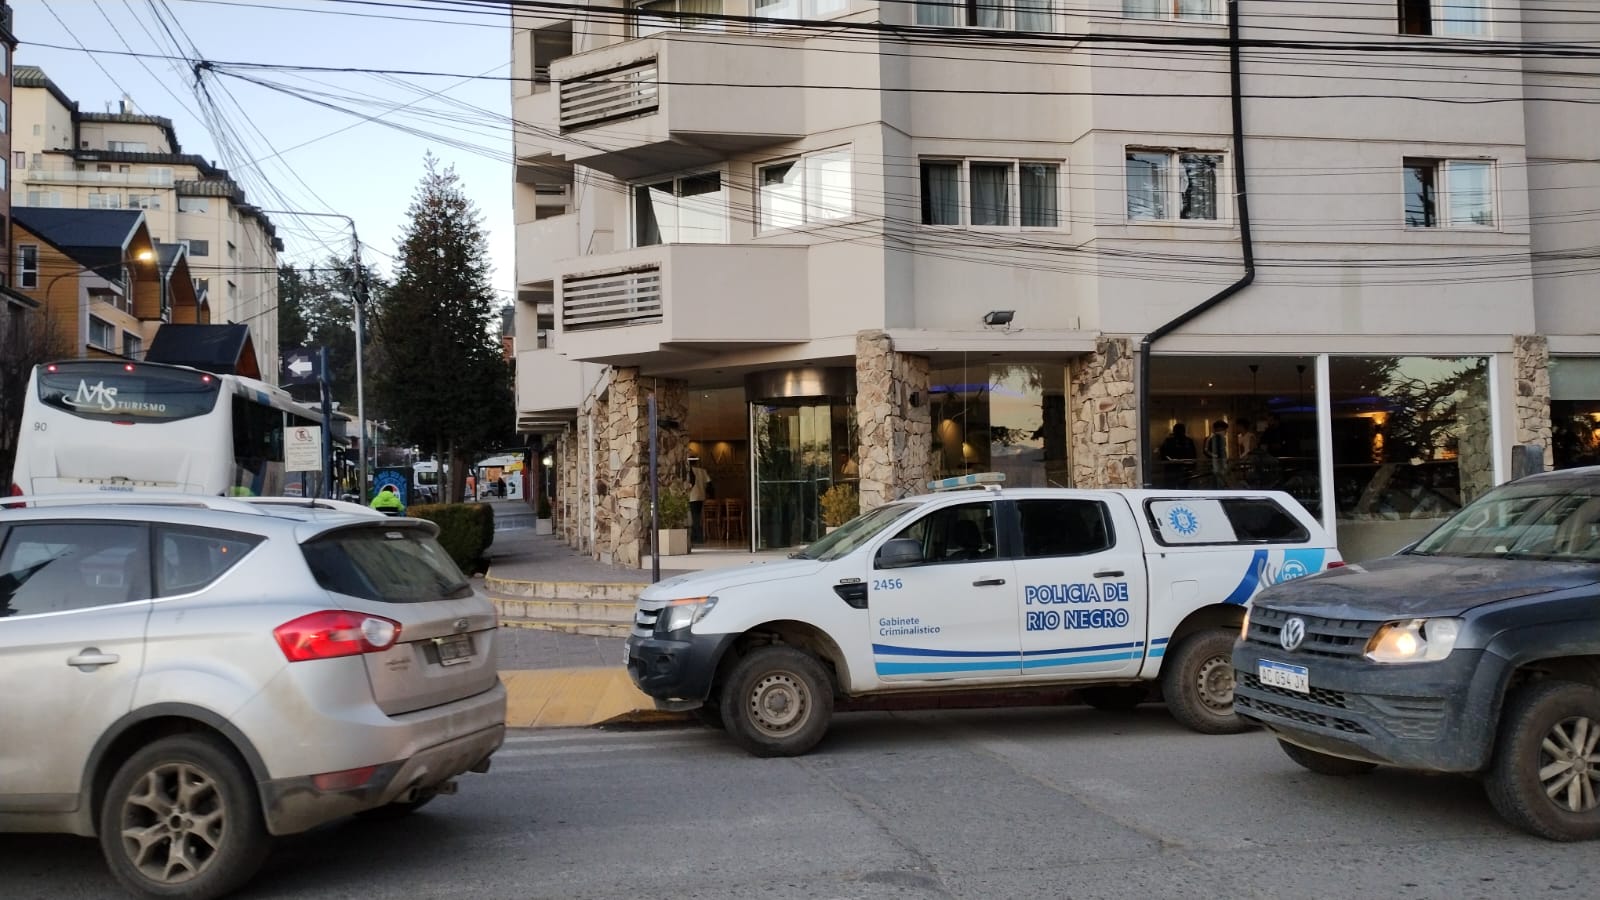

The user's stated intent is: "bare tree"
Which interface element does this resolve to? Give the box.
[0,305,64,488]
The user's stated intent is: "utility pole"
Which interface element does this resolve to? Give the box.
[259,209,368,499]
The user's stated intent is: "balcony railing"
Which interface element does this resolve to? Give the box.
[561,266,663,331]
[559,61,658,131]
[24,168,176,188]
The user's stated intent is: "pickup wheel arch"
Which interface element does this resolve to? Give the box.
[714,620,851,699]
[1168,604,1247,649]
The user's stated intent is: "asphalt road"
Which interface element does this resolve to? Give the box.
[3,705,1588,900]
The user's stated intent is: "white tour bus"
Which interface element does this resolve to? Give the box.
[10,359,327,499]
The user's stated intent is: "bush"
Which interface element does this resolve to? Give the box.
[408,502,496,574]
[655,488,690,530]
[820,483,859,527]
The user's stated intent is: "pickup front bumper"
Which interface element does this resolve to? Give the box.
[1232,642,1506,773]
[626,631,739,710]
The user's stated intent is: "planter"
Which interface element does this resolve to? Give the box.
[536,517,554,535]
[657,528,689,557]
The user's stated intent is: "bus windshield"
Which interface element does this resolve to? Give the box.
[37,361,221,423]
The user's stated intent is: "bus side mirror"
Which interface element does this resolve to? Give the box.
[876,539,924,570]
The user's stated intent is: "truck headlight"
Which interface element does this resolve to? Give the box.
[1364,618,1462,663]
[660,596,717,633]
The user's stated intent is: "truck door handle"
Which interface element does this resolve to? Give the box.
[1093,570,1125,578]
[972,578,1007,587]
[67,649,120,671]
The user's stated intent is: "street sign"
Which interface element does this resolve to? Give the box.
[285,425,323,472]
[281,347,320,385]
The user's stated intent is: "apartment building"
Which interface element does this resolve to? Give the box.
[511,0,1600,566]
[12,66,282,382]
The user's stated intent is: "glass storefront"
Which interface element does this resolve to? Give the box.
[1328,356,1491,562]
[751,401,855,549]
[929,364,1067,488]
[1551,357,1600,470]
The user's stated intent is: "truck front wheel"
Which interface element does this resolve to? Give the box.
[719,646,835,757]
[1162,628,1252,735]
[1486,680,1600,841]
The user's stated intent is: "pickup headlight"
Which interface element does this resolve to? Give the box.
[660,596,717,633]
[1239,607,1252,641]
[1364,618,1462,663]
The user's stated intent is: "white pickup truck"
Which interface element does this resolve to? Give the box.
[625,474,1340,756]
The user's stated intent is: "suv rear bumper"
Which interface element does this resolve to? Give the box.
[1231,643,1504,772]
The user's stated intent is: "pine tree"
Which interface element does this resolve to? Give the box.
[372,155,513,501]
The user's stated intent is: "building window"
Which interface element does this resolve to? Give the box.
[0,99,7,132]
[178,197,209,214]
[123,333,143,359]
[89,316,116,350]
[17,245,39,289]
[25,191,64,208]
[915,0,1054,29]
[753,0,848,21]
[1123,0,1219,22]
[634,172,726,246]
[758,147,853,231]
[12,152,23,170]
[920,158,1062,228]
[149,167,174,186]
[1404,158,1494,228]
[184,239,210,257]
[193,277,210,295]
[1400,0,1488,36]
[107,141,149,153]
[227,241,237,260]
[129,194,162,210]
[1126,149,1222,221]
[227,281,237,300]
[630,0,723,38]
[0,159,6,191]
[1551,358,1600,470]
[88,192,123,210]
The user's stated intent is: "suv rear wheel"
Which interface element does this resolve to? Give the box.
[1163,628,1252,735]
[1487,680,1600,841]
[99,734,270,900]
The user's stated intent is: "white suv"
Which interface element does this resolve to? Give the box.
[0,496,506,899]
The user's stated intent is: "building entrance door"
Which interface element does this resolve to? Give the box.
[751,401,854,549]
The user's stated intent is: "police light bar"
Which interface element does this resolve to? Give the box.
[927,472,1006,492]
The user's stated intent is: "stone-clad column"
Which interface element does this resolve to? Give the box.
[856,330,932,511]
[1513,335,1554,471]
[595,369,689,567]
[1070,338,1139,488]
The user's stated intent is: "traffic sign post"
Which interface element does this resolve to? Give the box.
[319,346,334,498]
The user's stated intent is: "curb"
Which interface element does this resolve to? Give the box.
[496,618,631,638]
[500,667,688,729]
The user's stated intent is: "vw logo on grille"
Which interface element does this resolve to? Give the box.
[1280,617,1307,652]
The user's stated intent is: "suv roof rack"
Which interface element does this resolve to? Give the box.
[1,492,268,515]
[238,497,385,518]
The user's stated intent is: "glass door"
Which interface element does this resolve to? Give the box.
[751,401,853,549]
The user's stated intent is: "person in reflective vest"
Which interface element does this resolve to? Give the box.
[370,484,405,515]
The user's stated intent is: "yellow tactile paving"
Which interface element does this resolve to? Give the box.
[500,667,678,728]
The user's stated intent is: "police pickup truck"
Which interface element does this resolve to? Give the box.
[626,473,1340,756]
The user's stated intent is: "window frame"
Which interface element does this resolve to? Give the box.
[631,168,729,248]
[629,0,726,39]
[1404,157,1497,230]
[916,0,1058,30]
[1400,0,1491,37]
[1015,498,1116,559]
[1121,0,1222,24]
[17,244,39,289]
[1124,147,1227,224]
[1142,497,1311,547]
[918,157,1066,231]
[756,145,855,233]
[154,525,263,598]
[0,521,153,617]
[885,499,1001,567]
[88,316,117,351]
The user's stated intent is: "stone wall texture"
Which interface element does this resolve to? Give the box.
[1513,334,1555,471]
[1069,337,1140,488]
[856,331,932,511]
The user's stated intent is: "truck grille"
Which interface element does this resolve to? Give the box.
[1238,675,1446,741]
[1240,673,1349,710]
[632,606,660,638]
[1236,694,1369,736]
[1246,606,1380,659]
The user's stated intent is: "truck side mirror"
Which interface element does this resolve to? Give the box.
[876,538,924,569]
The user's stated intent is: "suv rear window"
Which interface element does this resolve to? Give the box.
[302,527,472,603]
[1145,497,1310,546]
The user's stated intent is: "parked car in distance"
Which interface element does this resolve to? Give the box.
[1234,466,1600,840]
[627,473,1340,757]
[0,494,506,898]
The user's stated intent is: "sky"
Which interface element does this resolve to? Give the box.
[14,0,516,303]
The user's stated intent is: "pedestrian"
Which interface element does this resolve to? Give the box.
[1158,423,1197,489]
[687,458,712,543]
[370,484,405,516]
[837,449,858,478]
[1205,420,1230,487]
[1234,417,1258,459]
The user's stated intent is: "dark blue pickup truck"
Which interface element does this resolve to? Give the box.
[1234,466,1600,840]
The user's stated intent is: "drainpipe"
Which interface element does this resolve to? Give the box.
[1137,0,1255,486]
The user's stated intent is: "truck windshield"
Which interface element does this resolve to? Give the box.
[790,502,921,562]
[1410,481,1600,562]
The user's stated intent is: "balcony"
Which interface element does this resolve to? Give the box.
[512,89,573,173]
[555,243,810,365]
[516,213,579,285]
[24,168,175,188]
[516,348,602,426]
[551,32,805,180]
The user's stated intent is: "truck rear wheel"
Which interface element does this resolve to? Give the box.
[719,646,834,757]
[1162,628,1251,735]
[1278,739,1377,776]
[1486,680,1600,841]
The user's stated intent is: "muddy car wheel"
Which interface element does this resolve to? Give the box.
[1163,629,1252,735]
[1487,680,1600,841]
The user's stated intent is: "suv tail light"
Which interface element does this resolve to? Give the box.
[274,611,402,662]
